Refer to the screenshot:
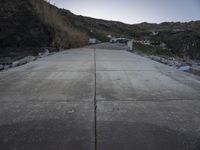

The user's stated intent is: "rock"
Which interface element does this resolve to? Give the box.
[0,64,4,70]
[191,64,200,75]
[3,65,10,70]
[160,58,168,64]
[38,49,50,58]
[150,56,161,62]
[12,56,36,67]
[178,66,191,72]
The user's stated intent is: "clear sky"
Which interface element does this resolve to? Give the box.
[50,0,200,24]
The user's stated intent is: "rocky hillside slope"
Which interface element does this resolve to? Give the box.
[0,0,51,48]
[0,0,88,56]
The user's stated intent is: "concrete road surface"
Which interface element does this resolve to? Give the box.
[0,44,200,150]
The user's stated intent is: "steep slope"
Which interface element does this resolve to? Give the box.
[30,0,88,48]
[0,0,88,55]
[0,0,51,48]
[58,9,137,41]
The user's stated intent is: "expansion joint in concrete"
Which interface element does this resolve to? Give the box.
[94,48,97,150]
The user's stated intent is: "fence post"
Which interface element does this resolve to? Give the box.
[127,40,133,50]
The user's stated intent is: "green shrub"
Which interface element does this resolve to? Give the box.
[133,42,174,57]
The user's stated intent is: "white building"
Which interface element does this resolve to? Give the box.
[127,40,134,50]
[89,38,97,44]
[107,35,112,38]
[110,38,129,44]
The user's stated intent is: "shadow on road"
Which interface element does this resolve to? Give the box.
[0,119,93,150]
[98,121,200,150]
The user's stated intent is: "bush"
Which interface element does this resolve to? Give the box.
[133,42,174,57]
[29,0,88,48]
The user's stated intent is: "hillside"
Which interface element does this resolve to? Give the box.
[56,10,200,59]
[0,0,200,60]
[40,7,200,59]
[0,0,51,48]
[0,0,88,57]
[58,9,134,41]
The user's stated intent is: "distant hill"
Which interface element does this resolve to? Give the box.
[0,0,200,59]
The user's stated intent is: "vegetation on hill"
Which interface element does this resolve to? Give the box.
[133,42,174,57]
[0,0,51,48]
[132,22,200,59]
[0,0,88,55]
[148,31,200,59]
[30,0,88,48]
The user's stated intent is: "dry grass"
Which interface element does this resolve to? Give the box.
[29,0,88,48]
